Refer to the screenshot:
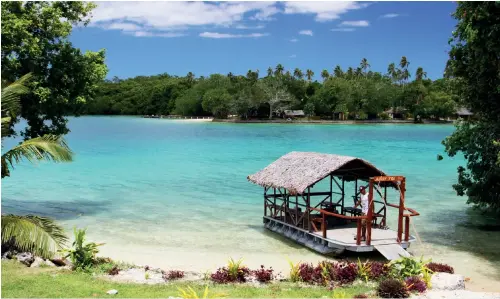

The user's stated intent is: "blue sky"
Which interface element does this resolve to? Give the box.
[70,1,457,81]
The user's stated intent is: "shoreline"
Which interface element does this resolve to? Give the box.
[212,118,454,125]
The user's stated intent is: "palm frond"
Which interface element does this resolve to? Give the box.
[1,134,73,178]
[1,214,68,259]
[1,73,33,118]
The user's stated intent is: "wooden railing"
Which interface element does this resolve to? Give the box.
[309,207,369,246]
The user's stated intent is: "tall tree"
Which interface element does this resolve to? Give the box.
[293,68,303,79]
[275,64,285,76]
[360,58,370,74]
[306,69,314,82]
[266,67,273,77]
[333,65,344,78]
[321,69,330,81]
[259,77,293,119]
[442,1,500,212]
[1,2,108,139]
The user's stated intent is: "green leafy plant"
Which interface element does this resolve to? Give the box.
[287,258,301,282]
[60,228,104,271]
[388,256,431,279]
[177,285,225,299]
[227,258,244,280]
[332,289,349,298]
[145,272,150,280]
[356,258,371,282]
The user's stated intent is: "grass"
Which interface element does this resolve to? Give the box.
[1,260,374,298]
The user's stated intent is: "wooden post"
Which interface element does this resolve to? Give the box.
[356,219,361,245]
[329,174,333,205]
[367,179,374,245]
[341,177,345,211]
[397,178,406,243]
[307,188,311,232]
[322,212,326,238]
[264,187,267,217]
[404,216,410,242]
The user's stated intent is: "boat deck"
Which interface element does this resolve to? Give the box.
[312,227,406,247]
[263,216,415,257]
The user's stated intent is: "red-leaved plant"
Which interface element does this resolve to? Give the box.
[405,276,427,293]
[253,265,274,283]
[425,262,454,274]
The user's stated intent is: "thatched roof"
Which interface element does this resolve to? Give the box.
[248,151,392,195]
[456,107,473,116]
[284,110,305,116]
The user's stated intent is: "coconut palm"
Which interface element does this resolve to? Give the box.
[333,65,344,78]
[415,67,427,81]
[306,69,314,82]
[186,72,195,84]
[1,73,71,258]
[346,67,354,79]
[275,64,284,76]
[321,69,330,81]
[293,68,303,79]
[360,58,370,74]
[267,67,273,77]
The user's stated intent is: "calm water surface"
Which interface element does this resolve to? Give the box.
[2,116,499,290]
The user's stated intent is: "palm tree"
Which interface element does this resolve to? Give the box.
[321,69,330,81]
[355,67,363,78]
[1,73,72,258]
[293,68,303,79]
[415,67,427,81]
[387,63,398,83]
[267,67,273,77]
[186,72,195,84]
[360,58,370,74]
[333,65,344,78]
[306,69,314,82]
[275,64,284,76]
[346,67,354,79]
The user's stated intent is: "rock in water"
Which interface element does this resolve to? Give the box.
[30,257,45,268]
[106,290,118,295]
[16,252,34,266]
[431,273,466,291]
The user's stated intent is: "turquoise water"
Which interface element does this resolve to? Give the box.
[2,116,499,289]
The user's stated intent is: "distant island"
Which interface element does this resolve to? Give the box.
[86,57,470,124]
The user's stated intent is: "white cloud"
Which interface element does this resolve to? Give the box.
[199,32,269,39]
[299,30,313,36]
[289,54,297,58]
[127,31,186,38]
[104,22,142,32]
[289,38,298,42]
[381,13,401,18]
[283,2,369,22]
[331,28,356,32]
[91,1,278,35]
[235,24,265,30]
[250,5,281,21]
[339,20,369,27]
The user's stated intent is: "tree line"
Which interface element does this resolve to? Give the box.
[87,57,461,121]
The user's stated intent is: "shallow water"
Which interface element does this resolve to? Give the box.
[2,116,499,291]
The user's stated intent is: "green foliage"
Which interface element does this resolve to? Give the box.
[177,285,225,299]
[388,256,432,281]
[60,228,104,271]
[88,60,458,121]
[443,1,500,212]
[1,214,68,259]
[287,258,301,283]
[1,1,107,139]
[356,259,371,283]
[227,258,245,281]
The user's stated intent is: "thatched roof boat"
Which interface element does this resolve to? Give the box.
[248,151,393,195]
[247,151,419,260]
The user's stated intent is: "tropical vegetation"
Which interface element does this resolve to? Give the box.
[88,58,460,122]
[441,1,500,213]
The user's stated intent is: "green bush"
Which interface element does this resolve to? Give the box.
[378,112,390,120]
[60,228,104,271]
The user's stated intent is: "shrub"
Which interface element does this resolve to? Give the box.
[379,112,390,120]
[211,268,231,284]
[253,265,273,283]
[369,261,390,280]
[357,259,371,282]
[405,276,427,293]
[167,270,185,280]
[377,278,410,298]
[388,256,430,279]
[287,259,301,282]
[333,261,358,284]
[425,262,454,274]
[298,263,315,283]
[211,259,250,284]
[108,265,120,275]
[60,228,104,271]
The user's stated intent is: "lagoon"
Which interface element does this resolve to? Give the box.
[2,116,499,291]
